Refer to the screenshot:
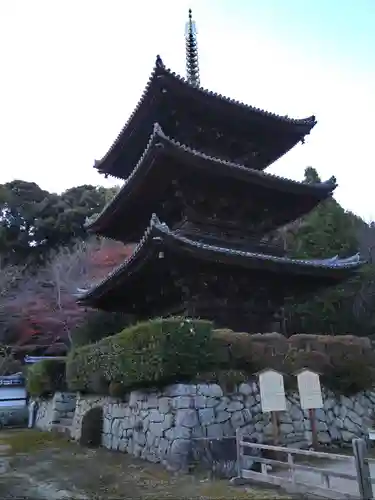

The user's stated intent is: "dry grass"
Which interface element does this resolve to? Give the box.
[0,429,69,454]
[0,429,290,499]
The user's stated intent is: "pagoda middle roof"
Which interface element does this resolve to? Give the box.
[77,214,364,310]
[86,124,336,241]
[94,56,317,179]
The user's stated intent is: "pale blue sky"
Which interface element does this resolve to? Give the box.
[0,1,374,218]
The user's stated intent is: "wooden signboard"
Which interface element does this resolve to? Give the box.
[296,369,323,450]
[258,369,286,450]
[297,369,323,410]
[258,369,286,413]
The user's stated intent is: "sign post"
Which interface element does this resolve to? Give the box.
[309,408,318,450]
[271,410,280,447]
[258,369,286,449]
[296,369,323,450]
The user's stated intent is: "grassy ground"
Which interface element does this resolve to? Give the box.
[0,429,290,500]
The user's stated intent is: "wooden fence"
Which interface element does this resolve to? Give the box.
[234,430,375,499]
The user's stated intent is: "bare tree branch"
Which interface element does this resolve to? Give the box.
[0,238,133,351]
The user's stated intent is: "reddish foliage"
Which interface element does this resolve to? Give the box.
[0,239,134,354]
[88,241,135,280]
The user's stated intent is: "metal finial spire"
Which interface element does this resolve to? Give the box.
[185,9,200,86]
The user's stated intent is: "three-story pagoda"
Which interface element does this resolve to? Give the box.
[77,11,364,331]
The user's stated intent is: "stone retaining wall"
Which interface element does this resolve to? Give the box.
[35,392,76,431]
[34,383,375,472]
[66,382,375,472]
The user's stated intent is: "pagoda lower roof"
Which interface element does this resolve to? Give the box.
[94,56,317,179]
[77,215,364,314]
[86,124,336,242]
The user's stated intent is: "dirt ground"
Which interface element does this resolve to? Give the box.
[0,429,289,499]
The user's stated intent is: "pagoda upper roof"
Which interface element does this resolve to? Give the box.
[77,214,364,313]
[94,56,317,179]
[86,124,336,242]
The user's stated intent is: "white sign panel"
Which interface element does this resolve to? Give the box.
[258,369,286,413]
[297,369,323,410]
[0,386,27,408]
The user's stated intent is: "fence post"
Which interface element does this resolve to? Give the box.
[236,428,242,478]
[353,438,373,500]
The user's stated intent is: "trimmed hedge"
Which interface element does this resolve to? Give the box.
[27,359,67,397]
[66,319,375,397]
[211,330,375,395]
[71,310,132,347]
[66,318,213,393]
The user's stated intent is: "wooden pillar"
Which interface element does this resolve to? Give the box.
[309,408,318,449]
[271,411,280,446]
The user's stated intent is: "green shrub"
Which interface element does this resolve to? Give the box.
[66,317,213,394]
[90,373,109,395]
[210,329,291,374]
[27,359,66,397]
[210,330,256,370]
[322,349,375,396]
[108,381,126,398]
[72,311,133,347]
[194,369,250,393]
[210,329,375,395]
[66,317,375,396]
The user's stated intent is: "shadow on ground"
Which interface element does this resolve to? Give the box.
[0,429,288,499]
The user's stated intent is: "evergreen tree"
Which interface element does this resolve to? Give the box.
[281,167,374,336]
[0,181,119,266]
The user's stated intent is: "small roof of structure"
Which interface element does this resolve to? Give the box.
[294,368,322,376]
[256,368,286,377]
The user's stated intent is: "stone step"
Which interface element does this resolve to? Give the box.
[57,410,75,419]
[55,392,76,400]
[55,417,73,427]
[51,424,71,437]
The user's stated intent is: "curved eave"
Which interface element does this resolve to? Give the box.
[78,215,364,304]
[86,124,336,234]
[94,55,317,173]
